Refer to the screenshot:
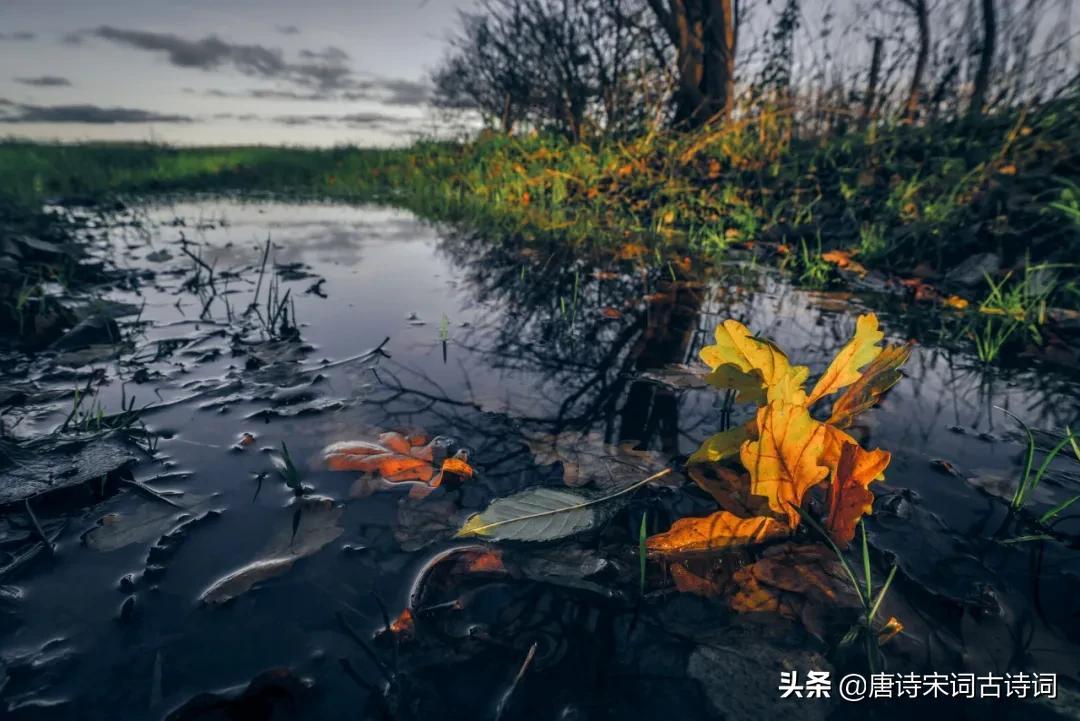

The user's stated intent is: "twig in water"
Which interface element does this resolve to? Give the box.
[494,641,538,721]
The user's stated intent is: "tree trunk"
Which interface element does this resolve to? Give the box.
[862,36,883,127]
[969,0,996,119]
[646,0,736,127]
[903,0,929,122]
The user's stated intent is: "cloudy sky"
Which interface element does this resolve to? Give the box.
[0,0,475,146]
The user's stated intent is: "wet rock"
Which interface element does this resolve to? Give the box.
[49,314,121,351]
[688,640,833,721]
[944,252,1000,288]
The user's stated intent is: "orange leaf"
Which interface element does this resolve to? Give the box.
[878,616,904,645]
[820,249,853,267]
[942,294,969,310]
[440,456,474,478]
[646,510,788,555]
[670,562,723,598]
[740,402,828,528]
[390,608,415,637]
[823,439,890,547]
[599,307,622,319]
[826,344,911,429]
[462,550,505,573]
[378,431,412,455]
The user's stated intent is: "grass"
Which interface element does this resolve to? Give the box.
[995,406,1078,515]
[797,507,899,672]
[2,100,1079,346]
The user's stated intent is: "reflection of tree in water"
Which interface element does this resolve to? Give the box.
[360,227,1078,487]
[429,228,723,456]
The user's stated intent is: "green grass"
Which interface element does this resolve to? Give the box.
[2,96,1079,292]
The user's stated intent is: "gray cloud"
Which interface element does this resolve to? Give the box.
[89,26,353,90]
[0,32,36,41]
[15,75,72,87]
[274,111,403,127]
[276,25,301,35]
[0,98,192,124]
[193,77,431,107]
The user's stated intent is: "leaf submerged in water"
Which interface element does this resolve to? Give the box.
[456,469,670,542]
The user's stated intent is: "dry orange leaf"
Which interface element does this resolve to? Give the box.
[618,242,647,259]
[943,294,969,310]
[440,456,475,478]
[670,562,723,598]
[878,616,904,645]
[390,608,415,637]
[820,249,854,267]
[647,510,789,555]
[728,543,861,638]
[823,439,890,547]
[741,402,829,528]
[461,550,505,573]
[599,307,622,319]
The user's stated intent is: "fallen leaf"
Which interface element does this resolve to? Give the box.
[523,430,673,489]
[687,422,754,465]
[323,433,457,486]
[823,440,890,547]
[199,497,343,605]
[457,470,669,542]
[826,344,911,429]
[943,294,969,310]
[741,402,828,528]
[686,463,773,518]
[729,543,861,639]
[820,249,869,275]
[699,320,809,405]
[670,562,723,597]
[878,616,904,645]
[439,455,474,479]
[390,608,415,638]
[807,313,883,403]
[618,242,647,259]
[83,492,216,552]
[647,511,788,555]
[599,307,622,319]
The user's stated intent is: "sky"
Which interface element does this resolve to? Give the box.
[0,0,476,146]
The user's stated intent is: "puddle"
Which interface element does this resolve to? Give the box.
[1,198,1078,720]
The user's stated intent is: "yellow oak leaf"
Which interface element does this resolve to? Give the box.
[646,510,789,555]
[741,401,829,528]
[823,438,891,547]
[807,313,884,403]
[688,421,754,465]
[826,344,911,429]
[700,320,809,405]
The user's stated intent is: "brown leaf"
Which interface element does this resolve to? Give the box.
[686,463,772,518]
[728,543,861,640]
[670,562,723,598]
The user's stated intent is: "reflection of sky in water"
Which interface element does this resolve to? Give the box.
[12,199,1075,715]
